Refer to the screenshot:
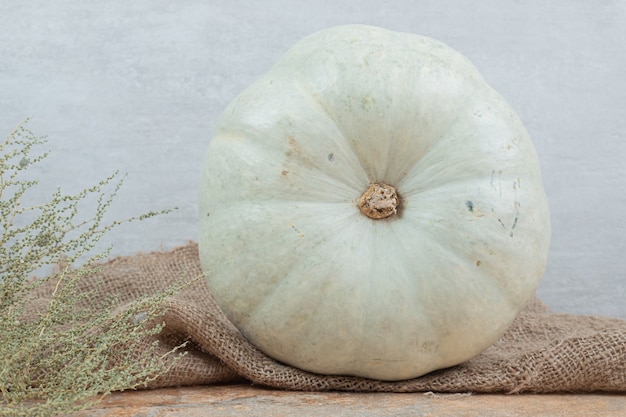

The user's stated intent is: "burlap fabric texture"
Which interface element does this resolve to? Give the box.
[29,243,626,393]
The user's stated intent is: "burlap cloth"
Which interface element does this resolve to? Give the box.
[29,243,626,393]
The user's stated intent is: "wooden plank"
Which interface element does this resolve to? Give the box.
[75,384,626,417]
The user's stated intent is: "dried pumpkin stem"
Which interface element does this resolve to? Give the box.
[357,183,399,219]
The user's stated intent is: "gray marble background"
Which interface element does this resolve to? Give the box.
[1,1,624,318]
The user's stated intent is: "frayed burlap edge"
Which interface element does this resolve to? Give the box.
[28,243,626,393]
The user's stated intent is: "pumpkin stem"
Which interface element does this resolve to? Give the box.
[357,183,399,220]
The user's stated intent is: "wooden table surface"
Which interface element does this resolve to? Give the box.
[74,384,626,417]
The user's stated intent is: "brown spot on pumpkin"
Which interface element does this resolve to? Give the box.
[285,135,298,158]
[281,169,288,176]
[284,134,314,168]
[420,340,439,354]
[290,223,304,238]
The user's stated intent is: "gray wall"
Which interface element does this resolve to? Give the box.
[1,1,624,319]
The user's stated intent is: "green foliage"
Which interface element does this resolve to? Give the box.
[0,121,188,416]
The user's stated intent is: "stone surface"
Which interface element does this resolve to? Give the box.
[75,384,626,417]
[1,1,625,320]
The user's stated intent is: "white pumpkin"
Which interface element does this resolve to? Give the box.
[199,25,550,381]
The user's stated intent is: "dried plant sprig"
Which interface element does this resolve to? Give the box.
[0,121,191,416]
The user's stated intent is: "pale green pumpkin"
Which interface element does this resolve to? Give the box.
[199,25,550,380]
